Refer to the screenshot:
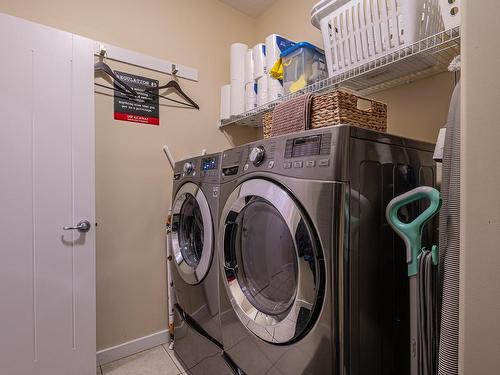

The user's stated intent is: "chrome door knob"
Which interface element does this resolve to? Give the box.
[183,162,194,174]
[63,220,91,233]
[249,146,265,166]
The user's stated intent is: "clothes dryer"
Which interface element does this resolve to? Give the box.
[218,125,437,375]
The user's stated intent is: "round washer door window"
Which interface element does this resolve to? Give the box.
[220,178,324,344]
[172,182,214,285]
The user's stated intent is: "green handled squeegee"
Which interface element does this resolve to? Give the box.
[386,186,441,375]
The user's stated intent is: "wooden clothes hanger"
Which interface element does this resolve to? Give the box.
[145,66,199,110]
[94,61,138,97]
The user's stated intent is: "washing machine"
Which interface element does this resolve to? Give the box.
[218,125,437,375]
[170,153,233,374]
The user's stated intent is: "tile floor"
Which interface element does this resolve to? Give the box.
[97,345,187,375]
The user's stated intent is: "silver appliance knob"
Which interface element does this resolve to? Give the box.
[183,162,194,174]
[249,146,265,166]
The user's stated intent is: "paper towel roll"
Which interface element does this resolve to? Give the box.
[220,84,231,120]
[230,42,248,82]
[252,43,266,80]
[244,50,254,84]
[245,82,257,111]
[265,34,295,101]
[256,76,268,107]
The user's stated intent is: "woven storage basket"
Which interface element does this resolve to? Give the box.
[262,113,272,138]
[263,91,387,138]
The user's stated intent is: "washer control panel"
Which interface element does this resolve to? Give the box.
[201,155,218,171]
[200,155,220,178]
[174,153,221,183]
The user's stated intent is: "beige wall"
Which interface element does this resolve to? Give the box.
[254,0,322,47]
[253,0,455,142]
[460,0,500,373]
[370,72,455,142]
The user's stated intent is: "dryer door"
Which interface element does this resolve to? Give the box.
[172,182,214,285]
[220,178,324,344]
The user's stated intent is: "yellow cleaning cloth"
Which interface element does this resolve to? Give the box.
[289,74,307,93]
[269,58,283,80]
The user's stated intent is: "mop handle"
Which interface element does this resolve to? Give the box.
[386,187,441,375]
[385,186,441,276]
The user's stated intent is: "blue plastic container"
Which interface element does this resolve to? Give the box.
[280,42,327,93]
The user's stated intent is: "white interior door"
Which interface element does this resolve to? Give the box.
[0,14,96,375]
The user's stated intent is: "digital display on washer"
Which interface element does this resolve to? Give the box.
[284,133,331,158]
[201,156,219,171]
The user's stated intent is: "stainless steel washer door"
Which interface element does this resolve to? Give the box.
[220,178,323,344]
[172,182,214,285]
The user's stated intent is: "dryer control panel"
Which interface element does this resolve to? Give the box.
[284,133,331,159]
[221,126,351,182]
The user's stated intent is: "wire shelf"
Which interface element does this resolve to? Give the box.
[219,27,460,129]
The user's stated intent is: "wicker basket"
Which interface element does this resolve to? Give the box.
[263,114,272,138]
[263,91,387,138]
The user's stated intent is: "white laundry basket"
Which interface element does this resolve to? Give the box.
[311,0,444,77]
[439,0,460,29]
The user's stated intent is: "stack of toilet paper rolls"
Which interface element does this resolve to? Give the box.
[219,35,295,122]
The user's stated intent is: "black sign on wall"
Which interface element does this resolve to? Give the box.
[114,71,159,125]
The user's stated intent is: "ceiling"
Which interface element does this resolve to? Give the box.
[219,0,278,18]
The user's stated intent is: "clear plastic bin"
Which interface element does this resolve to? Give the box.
[281,42,327,94]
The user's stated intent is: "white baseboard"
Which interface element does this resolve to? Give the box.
[97,330,169,365]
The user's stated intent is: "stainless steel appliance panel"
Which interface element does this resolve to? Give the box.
[346,136,437,375]
[170,153,226,373]
[171,308,233,375]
